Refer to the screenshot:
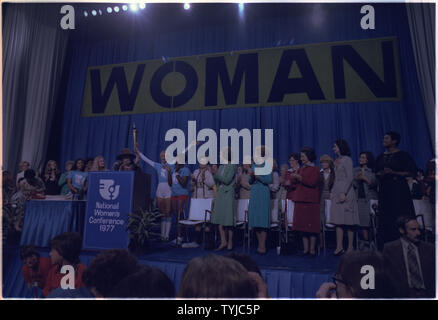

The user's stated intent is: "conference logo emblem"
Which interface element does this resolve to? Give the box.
[99,179,120,200]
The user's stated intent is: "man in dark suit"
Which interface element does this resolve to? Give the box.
[383,216,435,298]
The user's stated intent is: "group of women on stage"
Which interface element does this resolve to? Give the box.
[132,130,421,255]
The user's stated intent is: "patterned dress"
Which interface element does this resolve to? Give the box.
[328,156,359,226]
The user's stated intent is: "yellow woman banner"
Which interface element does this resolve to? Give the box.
[82,37,401,117]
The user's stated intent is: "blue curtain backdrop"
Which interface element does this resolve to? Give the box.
[58,3,433,196]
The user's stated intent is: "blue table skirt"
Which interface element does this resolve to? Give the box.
[20,200,86,247]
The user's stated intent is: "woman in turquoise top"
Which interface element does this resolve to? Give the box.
[248,147,273,254]
[58,160,74,196]
[211,148,237,251]
[66,158,88,200]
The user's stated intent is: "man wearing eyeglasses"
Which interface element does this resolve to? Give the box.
[383,216,435,298]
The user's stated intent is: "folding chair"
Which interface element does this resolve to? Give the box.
[236,199,249,252]
[178,198,213,249]
[413,199,433,242]
[284,199,295,242]
[269,198,282,255]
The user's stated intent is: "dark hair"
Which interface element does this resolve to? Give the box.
[24,169,37,186]
[178,254,257,298]
[335,139,351,156]
[385,131,401,146]
[396,215,417,233]
[50,232,82,265]
[359,151,376,172]
[109,266,175,298]
[225,252,262,276]
[20,245,40,261]
[288,153,302,166]
[82,249,139,297]
[337,251,391,298]
[300,147,316,162]
[73,158,85,171]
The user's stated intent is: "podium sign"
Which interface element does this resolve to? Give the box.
[83,171,134,250]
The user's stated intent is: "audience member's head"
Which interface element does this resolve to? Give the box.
[109,266,175,298]
[359,151,375,171]
[49,232,82,266]
[20,245,40,269]
[383,131,401,148]
[396,216,421,243]
[334,139,351,156]
[44,160,60,176]
[210,164,218,175]
[225,252,269,298]
[65,160,75,172]
[178,254,258,298]
[91,156,107,172]
[319,154,334,170]
[288,152,301,168]
[73,158,85,172]
[19,161,30,172]
[334,251,390,298]
[225,252,262,276]
[300,147,316,164]
[3,170,13,182]
[82,249,140,298]
[85,158,94,172]
[23,169,37,186]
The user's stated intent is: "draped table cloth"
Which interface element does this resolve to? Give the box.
[20,198,86,247]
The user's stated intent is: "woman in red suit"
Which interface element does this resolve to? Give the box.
[291,147,320,257]
[284,153,301,200]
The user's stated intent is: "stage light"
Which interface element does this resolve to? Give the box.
[84,11,88,17]
[114,6,119,13]
[139,3,146,10]
[239,3,245,12]
[130,4,138,11]
[184,3,190,10]
[98,9,102,15]
[122,5,128,11]
[107,7,113,13]
[91,10,97,16]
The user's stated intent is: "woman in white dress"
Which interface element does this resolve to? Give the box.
[328,139,359,256]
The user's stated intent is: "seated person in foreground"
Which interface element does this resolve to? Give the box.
[43,232,86,297]
[48,249,140,298]
[178,254,258,298]
[109,266,175,298]
[383,216,435,298]
[316,251,392,298]
[21,245,52,290]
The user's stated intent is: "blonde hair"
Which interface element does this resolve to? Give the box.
[91,156,107,171]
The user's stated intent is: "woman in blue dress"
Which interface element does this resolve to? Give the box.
[248,147,273,254]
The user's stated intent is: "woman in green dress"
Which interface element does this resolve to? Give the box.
[211,148,237,251]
